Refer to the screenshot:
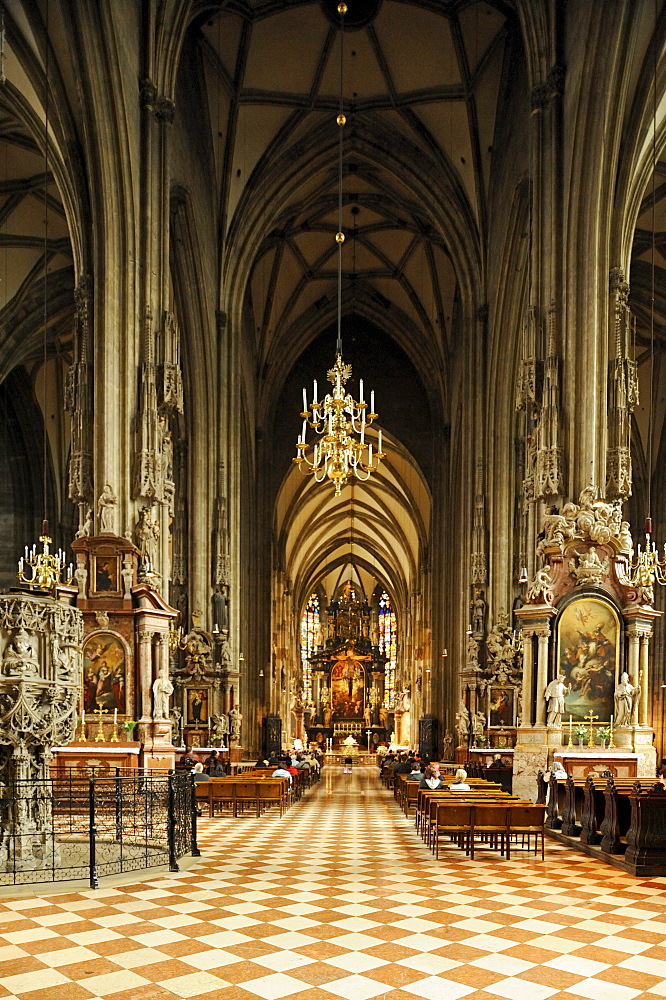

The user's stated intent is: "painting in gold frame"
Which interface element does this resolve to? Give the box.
[557,597,619,723]
[92,555,120,596]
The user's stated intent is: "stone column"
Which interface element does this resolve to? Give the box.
[627,628,640,702]
[520,628,534,728]
[535,627,550,726]
[640,633,650,727]
[137,629,154,726]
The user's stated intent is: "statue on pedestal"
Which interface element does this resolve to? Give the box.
[229,704,242,743]
[614,671,638,727]
[97,484,117,534]
[152,663,173,720]
[544,674,570,727]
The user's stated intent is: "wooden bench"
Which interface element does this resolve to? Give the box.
[433,800,545,861]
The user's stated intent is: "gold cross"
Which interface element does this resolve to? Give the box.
[94,705,108,742]
[584,710,598,748]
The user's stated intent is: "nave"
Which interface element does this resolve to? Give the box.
[0,769,666,1000]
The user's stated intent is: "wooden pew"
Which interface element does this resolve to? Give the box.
[600,776,646,854]
[625,785,666,872]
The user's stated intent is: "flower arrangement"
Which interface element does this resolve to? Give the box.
[573,725,588,741]
[597,726,611,743]
[119,720,136,739]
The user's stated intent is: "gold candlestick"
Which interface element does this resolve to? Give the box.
[608,723,616,749]
[110,722,119,743]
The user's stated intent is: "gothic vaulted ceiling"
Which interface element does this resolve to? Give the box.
[199,0,513,384]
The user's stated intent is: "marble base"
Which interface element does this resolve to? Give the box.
[512,742,549,801]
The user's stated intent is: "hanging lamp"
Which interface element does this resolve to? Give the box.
[293,1,383,496]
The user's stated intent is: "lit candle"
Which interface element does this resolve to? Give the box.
[82,709,85,727]
[378,429,382,454]
[313,379,317,401]
[301,419,307,443]
[569,714,572,736]
[368,443,373,466]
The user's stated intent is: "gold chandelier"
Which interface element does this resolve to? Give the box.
[18,521,74,590]
[624,519,666,597]
[293,1,383,495]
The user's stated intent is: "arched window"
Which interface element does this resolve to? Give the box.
[300,593,320,700]
[378,591,397,709]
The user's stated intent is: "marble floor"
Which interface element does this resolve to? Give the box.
[0,767,665,1000]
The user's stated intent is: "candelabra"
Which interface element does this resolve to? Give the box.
[18,521,74,590]
[294,355,384,495]
[623,525,666,594]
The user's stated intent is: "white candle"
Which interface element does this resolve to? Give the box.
[313,379,317,401]
[302,387,307,411]
[82,710,85,726]
[114,708,117,724]
[610,715,614,729]
[359,378,364,402]
[370,389,375,413]
[569,714,572,731]
[368,443,373,465]
[378,429,382,454]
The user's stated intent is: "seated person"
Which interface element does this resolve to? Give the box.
[394,754,413,775]
[419,764,444,789]
[209,760,227,776]
[204,749,220,773]
[406,761,424,781]
[271,758,293,784]
[449,767,471,791]
[255,757,270,768]
[653,766,666,791]
[192,762,210,782]
[180,746,200,770]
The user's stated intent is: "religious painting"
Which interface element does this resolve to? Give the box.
[186,688,209,726]
[488,687,514,728]
[83,632,126,714]
[92,555,120,595]
[557,597,619,723]
[330,648,370,719]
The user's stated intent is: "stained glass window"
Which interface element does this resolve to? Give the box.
[300,593,320,700]
[378,591,397,709]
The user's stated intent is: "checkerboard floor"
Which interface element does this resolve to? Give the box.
[1,767,666,1000]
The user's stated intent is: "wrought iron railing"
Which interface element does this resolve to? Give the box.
[0,769,198,888]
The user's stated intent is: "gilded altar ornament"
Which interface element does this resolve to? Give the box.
[18,521,74,590]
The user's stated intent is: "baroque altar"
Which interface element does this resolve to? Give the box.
[513,488,660,799]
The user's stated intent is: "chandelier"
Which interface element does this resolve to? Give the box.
[293,1,383,495]
[623,519,666,597]
[18,521,74,590]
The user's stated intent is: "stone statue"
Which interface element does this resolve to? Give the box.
[170,705,182,743]
[614,671,638,727]
[323,704,332,727]
[76,508,94,538]
[213,585,228,631]
[544,674,570,727]
[379,705,388,728]
[525,566,553,604]
[219,634,232,668]
[571,546,609,586]
[152,663,173,720]
[364,703,372,726]
[466,633,480,669]
[229,705,242,742]
[456,701,470,737]
[74,557,88,598]
[618,521,634,557]
[3,629,40,676]
[121,554,133,599]
[97,484,117,534]
[443,730,454,761]
[211,712,229,739]
[319,683,330,706]
[471,590,485,635]
[136,506,159,567]
[472,710,485,740]
[400,687,411,712]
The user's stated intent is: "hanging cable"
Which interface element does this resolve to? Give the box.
[42,0,50,531]
[335,2,346,356]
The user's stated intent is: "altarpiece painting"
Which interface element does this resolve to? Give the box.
[557,597,619,723]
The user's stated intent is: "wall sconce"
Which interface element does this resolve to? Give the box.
[442,649,448,657]
[519,566,529,584]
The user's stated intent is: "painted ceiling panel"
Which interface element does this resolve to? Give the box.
[243,6,329,93]
[415,100,477,217]
[373,2,461,91]
[457,2,506,76]
[228,104,293,220]
[201,12,243,81]
[317,29,387,100]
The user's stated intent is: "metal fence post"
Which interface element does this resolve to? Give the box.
[114,767,122,844]
[88,777,98,889]
[167,773,179,872]
[190,774,200,857]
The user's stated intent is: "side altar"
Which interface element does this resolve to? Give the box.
[513,488,660,799]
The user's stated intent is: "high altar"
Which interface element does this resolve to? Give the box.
[512,489,660,798]
[305,584,388,748]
